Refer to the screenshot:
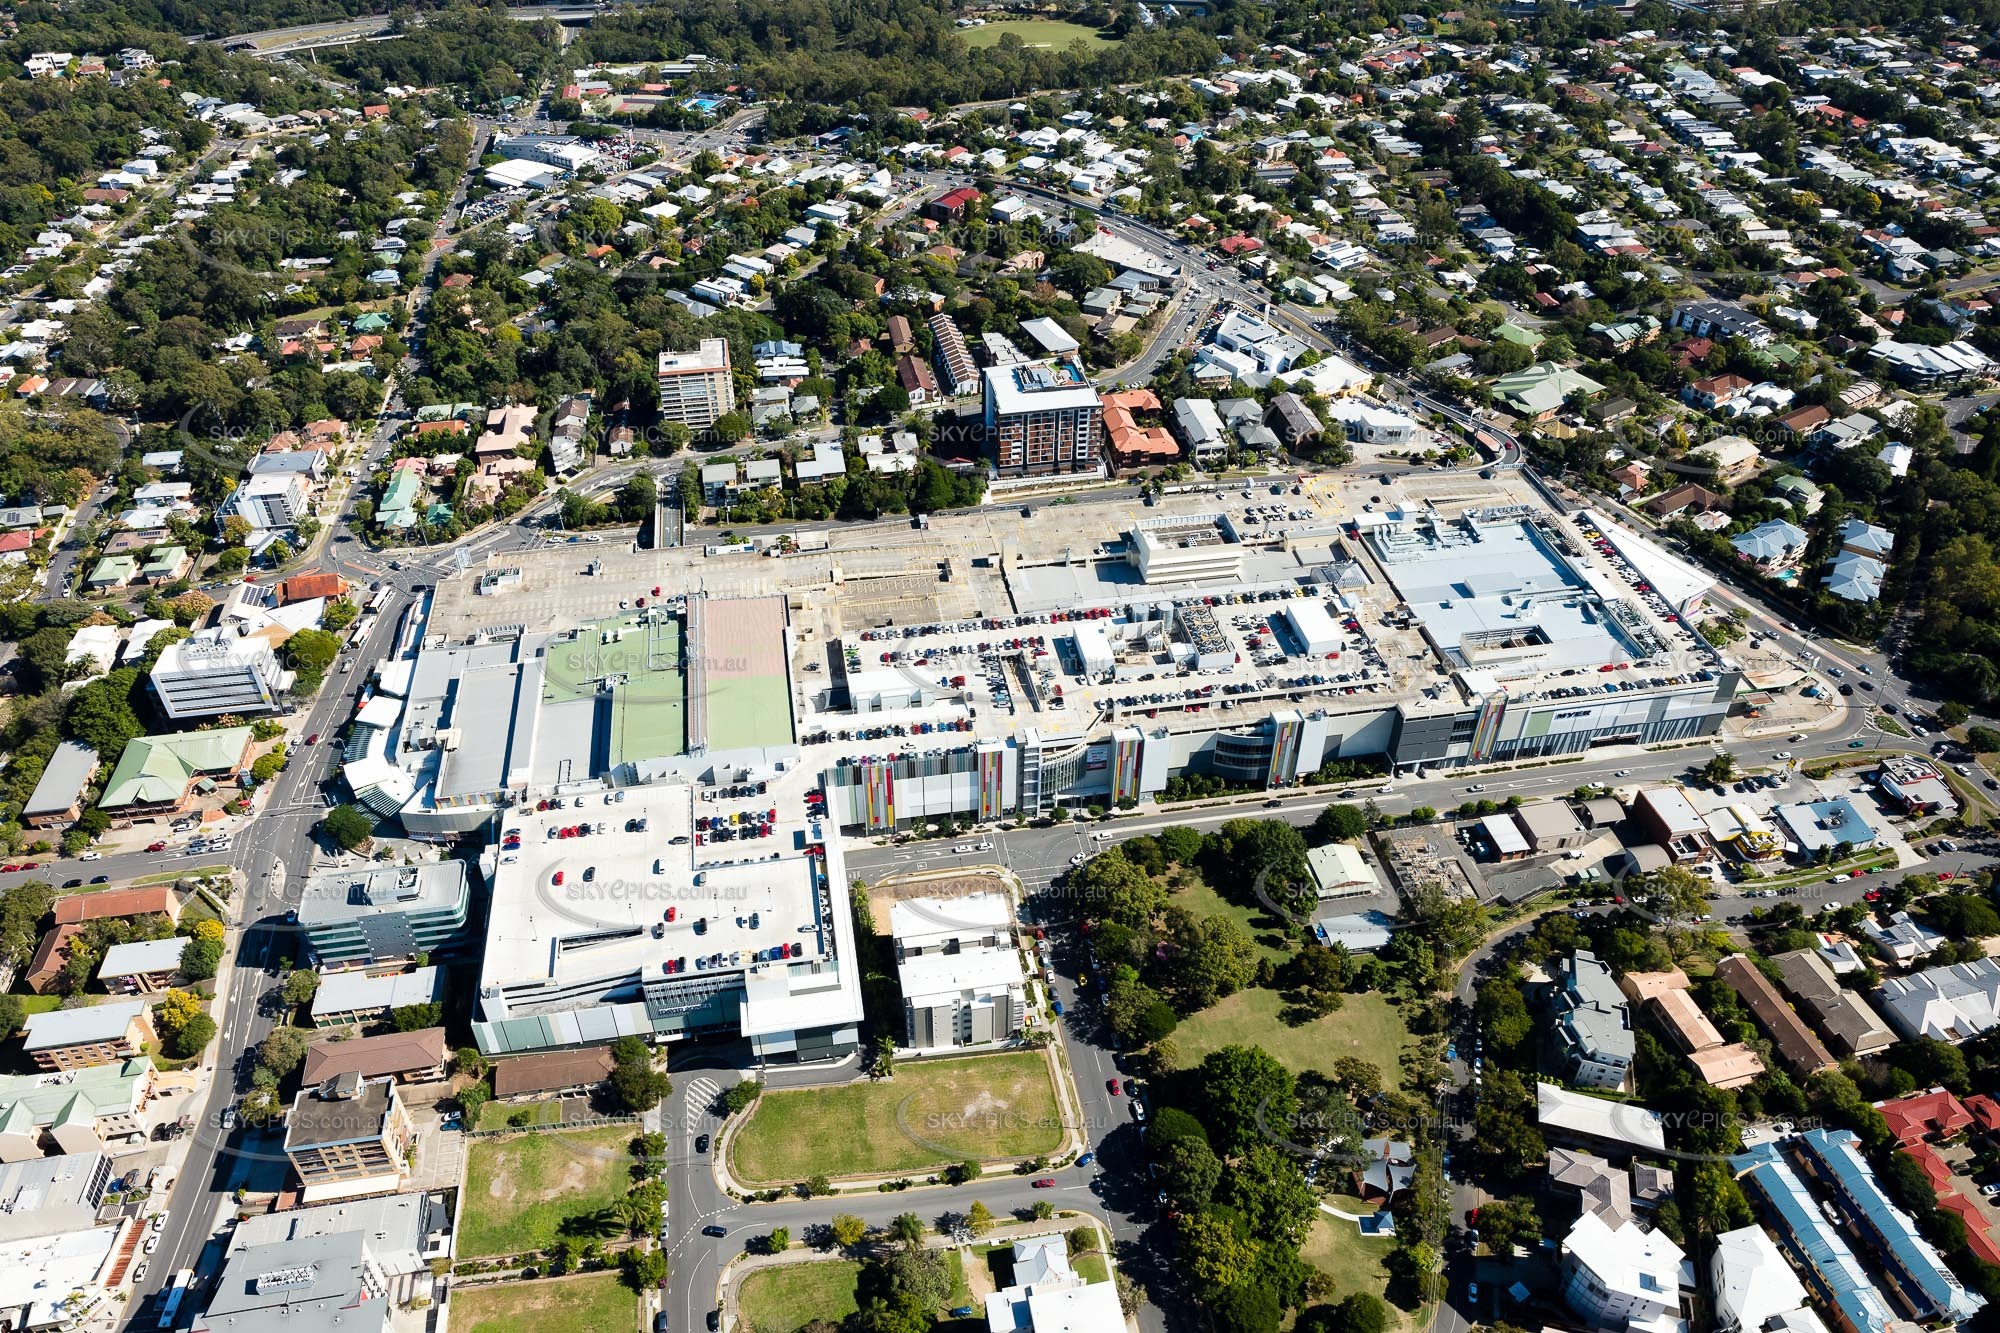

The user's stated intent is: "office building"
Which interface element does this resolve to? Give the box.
[655,339,735,430]
[150,628,289,720]
[297,862,473,968]
[218,472,311,531]
[984,360,1102,475]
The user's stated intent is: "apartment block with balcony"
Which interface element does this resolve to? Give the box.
[983,360,1103,476]
[655,339,735,431]
[284,1072,415,1204]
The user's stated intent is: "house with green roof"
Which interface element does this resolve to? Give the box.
[99,726,255,822]
[139,545,191,585]
[377,470,421,530]
[1492,362,1605,421]
[84,554,137,592]
[1493,321,1544,350]
[351,312,393,334]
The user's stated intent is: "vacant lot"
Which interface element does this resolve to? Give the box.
[461,1126,638,1257]
[738,1262,862,1332]
[1166,988,1412,1089]
[452,1273,639,1333]
[961,18,1114,47]
[730,1051,1063,1183]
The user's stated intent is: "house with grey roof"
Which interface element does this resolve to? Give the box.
[1730,519,1810,570]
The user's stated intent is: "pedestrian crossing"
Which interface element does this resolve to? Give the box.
[683,1077,721,1135]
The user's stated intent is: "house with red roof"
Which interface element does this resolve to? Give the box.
[1966,1094,2000,1135]
[1876,1087,1974,1147]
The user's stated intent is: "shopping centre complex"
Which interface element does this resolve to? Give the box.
[336,470,1741,1058]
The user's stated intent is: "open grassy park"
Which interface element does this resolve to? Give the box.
[451,1273,640,1333]
[1302,1214,1425,1333]
[737,1262,864,1332]
[961,18,1114,47]
[1165,987,1414,1088]
[460,1125,640,1257]
[729,1051,1064,1183]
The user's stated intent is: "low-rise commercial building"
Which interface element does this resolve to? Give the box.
[94,936,186,994]
[97,726,256,821]
[0,1059,153,1161]
[310,967,445,1029]
[301,1027,450,1087]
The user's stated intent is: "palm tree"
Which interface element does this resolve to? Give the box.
[890,1212,925,1249]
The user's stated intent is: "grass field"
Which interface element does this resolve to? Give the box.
[1169,881,1294,966]
[737,1262,862,1333]
[1303,1215,1422,1332]
[961,18,1114,47]
[730,1051,1064,1183]
[451,1273,639,1333]
[460,1126,639,1257]
[1165,988,1413,1089]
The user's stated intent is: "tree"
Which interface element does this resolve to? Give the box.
[322,804,374,850]
[282,968,322,1007]
[803,1173,833,1198]
[179,934,223,980]
[1700,752,1737,785]
[456,1081,491,1122]
[283,628,341,682]
[722,1079,763,1115]
[259,1026,311,1078]
[619,1246,666,1291]
[967,1201,995,1236]
[830,1214,867,1248]
[322,598,360,631]
[391,1003,442,1031]
[0,995,24,1042]
[1310,803,1368,845]
[890,1212,925,1248]
[608,1035,670,1111]
[1177,1211,1255,1289]
[1196,1045,1298,1156]
[167,1010,217,1058]
[881,1247,952,1308]
[762,1227,791,1253]
[1158,1135,1224,1211]
[1968,725,2000,754]
[1306,1293,1390,1333]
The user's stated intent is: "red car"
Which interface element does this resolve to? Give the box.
[552,870,565,885]
[0,864,17,873]
[146,842,167,853]
[1032,1178,1057,1189]
[306,733,320,745]
[1107,1078,1121,1096]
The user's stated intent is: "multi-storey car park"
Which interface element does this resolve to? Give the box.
[331,472,1741,1059]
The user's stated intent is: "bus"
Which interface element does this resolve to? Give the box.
[157,1269,193,1329]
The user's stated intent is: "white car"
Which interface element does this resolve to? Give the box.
[79,852,102,861]
[953,844,976,853]
[1069,853,1087,866]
